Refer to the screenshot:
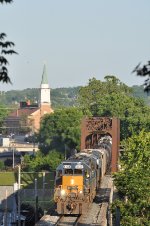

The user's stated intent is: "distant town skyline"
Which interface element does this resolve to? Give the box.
[0,0,150,91]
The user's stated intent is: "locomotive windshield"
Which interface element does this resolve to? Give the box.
[74,169,82,174]
[64,169,73,175]
[62,162,84,175]
[64,169,82,175]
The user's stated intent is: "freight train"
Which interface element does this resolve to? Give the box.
[54,135,112,214]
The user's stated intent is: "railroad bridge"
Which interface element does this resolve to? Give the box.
[81,117,120,172]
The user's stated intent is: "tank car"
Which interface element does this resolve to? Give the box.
[54,136,112,215]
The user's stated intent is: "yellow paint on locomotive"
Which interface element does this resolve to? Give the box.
[62,175,83,194]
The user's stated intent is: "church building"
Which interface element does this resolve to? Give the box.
[5,65,53,133]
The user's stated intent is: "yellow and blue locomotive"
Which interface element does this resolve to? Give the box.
[54,136,112,214]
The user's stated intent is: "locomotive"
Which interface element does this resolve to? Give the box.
[54,135,112,214]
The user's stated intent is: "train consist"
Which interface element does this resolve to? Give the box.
[54,135,112,214]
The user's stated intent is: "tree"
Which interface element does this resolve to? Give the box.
[112,131,150,225]
[0,0,13,3]
[0,104,10,133]
[0,0,17,83]
[78,76,150,140]
[38,107,83,155]
[23,150,64,171]
[78,76,132,115]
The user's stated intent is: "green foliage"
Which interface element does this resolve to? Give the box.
[51,87,80,108]
[0,104,10,131]
[0,33,17,83]
[0,0,13,3]
[0,84,149,110]
[112,200,150,226]
[78,76,132,116]
[78,76,150,139]
[0,1,17,83]
[0,88,39,105]
[0,87,80,108]
[23,150,64,172]
[112,131,150,225]
[39,107,83,154]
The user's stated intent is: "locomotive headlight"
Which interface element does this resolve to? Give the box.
[70,179,74,185]
[61,189,66,196]
[78,190,84,199]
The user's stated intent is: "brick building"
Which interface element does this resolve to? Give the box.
[4,65,53,134]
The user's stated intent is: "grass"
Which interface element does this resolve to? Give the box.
[0,171,55,188]
[0,172,16,185]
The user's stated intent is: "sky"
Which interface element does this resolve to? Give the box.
[0,0,150,91]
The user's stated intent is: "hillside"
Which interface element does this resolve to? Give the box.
[0,85,149,108]
[0,87,81,108]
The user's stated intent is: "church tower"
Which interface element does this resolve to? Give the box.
[39,64,53,117]
[40,64,51,106]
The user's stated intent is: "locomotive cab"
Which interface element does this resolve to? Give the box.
[54,162,86,199]
[54,159,96,214]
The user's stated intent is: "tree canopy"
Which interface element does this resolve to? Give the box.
[23,107,83,171]
[112,131,150,225]
[23,150,64,172]
[38,107,83,155]
[0,105,10,133]
[78,76,150,140]
[33,76,150,168]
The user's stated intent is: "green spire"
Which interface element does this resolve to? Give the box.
[41,64,48,84]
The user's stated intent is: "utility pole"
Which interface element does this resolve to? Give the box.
[12,147,15,169]
[35,178,38,224]
[18,165,21,226]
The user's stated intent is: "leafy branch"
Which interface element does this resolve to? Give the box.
[0,33,17,83]
[0,0,17,83]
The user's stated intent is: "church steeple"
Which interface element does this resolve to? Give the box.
[41,64,48,85]
[40,64,51,106]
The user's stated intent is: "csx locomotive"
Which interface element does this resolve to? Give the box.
[54,136,112,214]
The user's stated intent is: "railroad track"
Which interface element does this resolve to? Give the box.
[56,215,81,226]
